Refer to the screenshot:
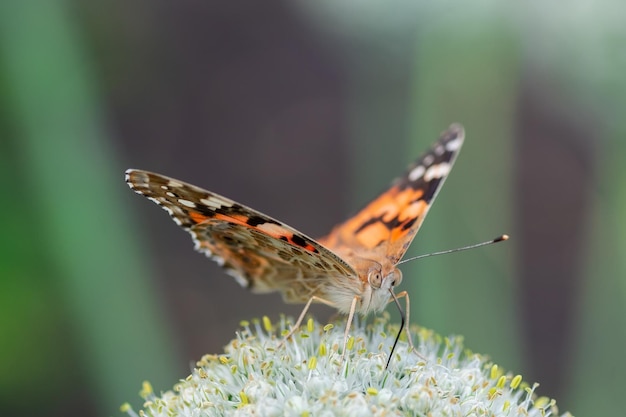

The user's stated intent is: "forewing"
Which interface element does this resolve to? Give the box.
[125,169,356,300]
[319,124,465,265]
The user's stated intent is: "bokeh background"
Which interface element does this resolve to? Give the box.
[1,1,625,416]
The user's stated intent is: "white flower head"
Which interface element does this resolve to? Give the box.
[122,314,573,417]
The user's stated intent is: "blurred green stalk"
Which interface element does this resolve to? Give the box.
[0,1,178,413]
[406,21,521,371]
[565,124,626,416]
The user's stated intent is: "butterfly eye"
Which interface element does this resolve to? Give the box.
[368,270,382,288]
[390,269,403,287]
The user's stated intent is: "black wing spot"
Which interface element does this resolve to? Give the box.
[354,215,383,234]
[401,217,417,231]
[291,234,308,248]
[422,178,442,201]
[246,215,280,227]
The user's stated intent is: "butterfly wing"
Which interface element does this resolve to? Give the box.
[318,124,465,266]
[125,169,356,302]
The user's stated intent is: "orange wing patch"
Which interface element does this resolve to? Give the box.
[189,211,210,224]
[323,186,427,251]
[319,124,464,265]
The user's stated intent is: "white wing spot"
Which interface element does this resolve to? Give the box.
[408,165,425,181]
[160,185,169,190]
[166,192,176,198]
[225,268,250,287]
[178,199,197,208]
[423,154,434,166]
[434,144,445,155]
[167,180,184,188]
[147,197,162,205]
[445,137,463,152]
[213,197,233,208]
[200,197,224,209]
[192,236,216,259]
[214,255,225,266]
[424,162,451,181]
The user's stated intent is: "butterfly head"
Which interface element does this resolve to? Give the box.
[350,260,403,314]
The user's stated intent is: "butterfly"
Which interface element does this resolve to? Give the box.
[126,123,465,365]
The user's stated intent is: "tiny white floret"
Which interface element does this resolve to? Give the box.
[124,316,572,417]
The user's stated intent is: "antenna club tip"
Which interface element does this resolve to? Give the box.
[496,234,509,242]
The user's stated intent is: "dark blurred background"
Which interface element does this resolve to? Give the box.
[1,1,624,416]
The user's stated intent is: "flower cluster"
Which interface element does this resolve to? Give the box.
[122,314,572,417]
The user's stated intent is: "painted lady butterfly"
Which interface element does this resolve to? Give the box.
[126,123,465,363]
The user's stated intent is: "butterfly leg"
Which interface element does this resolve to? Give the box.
[339,295,359,365]
[388,291,425,362]
[389,290,414,352]
[279,294,360,366]
[278,295,338,349]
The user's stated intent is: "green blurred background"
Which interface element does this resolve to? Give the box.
[1,1,624,415]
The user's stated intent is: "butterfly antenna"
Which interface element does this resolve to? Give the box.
[386,289,405,370]
[397,234,509,265]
